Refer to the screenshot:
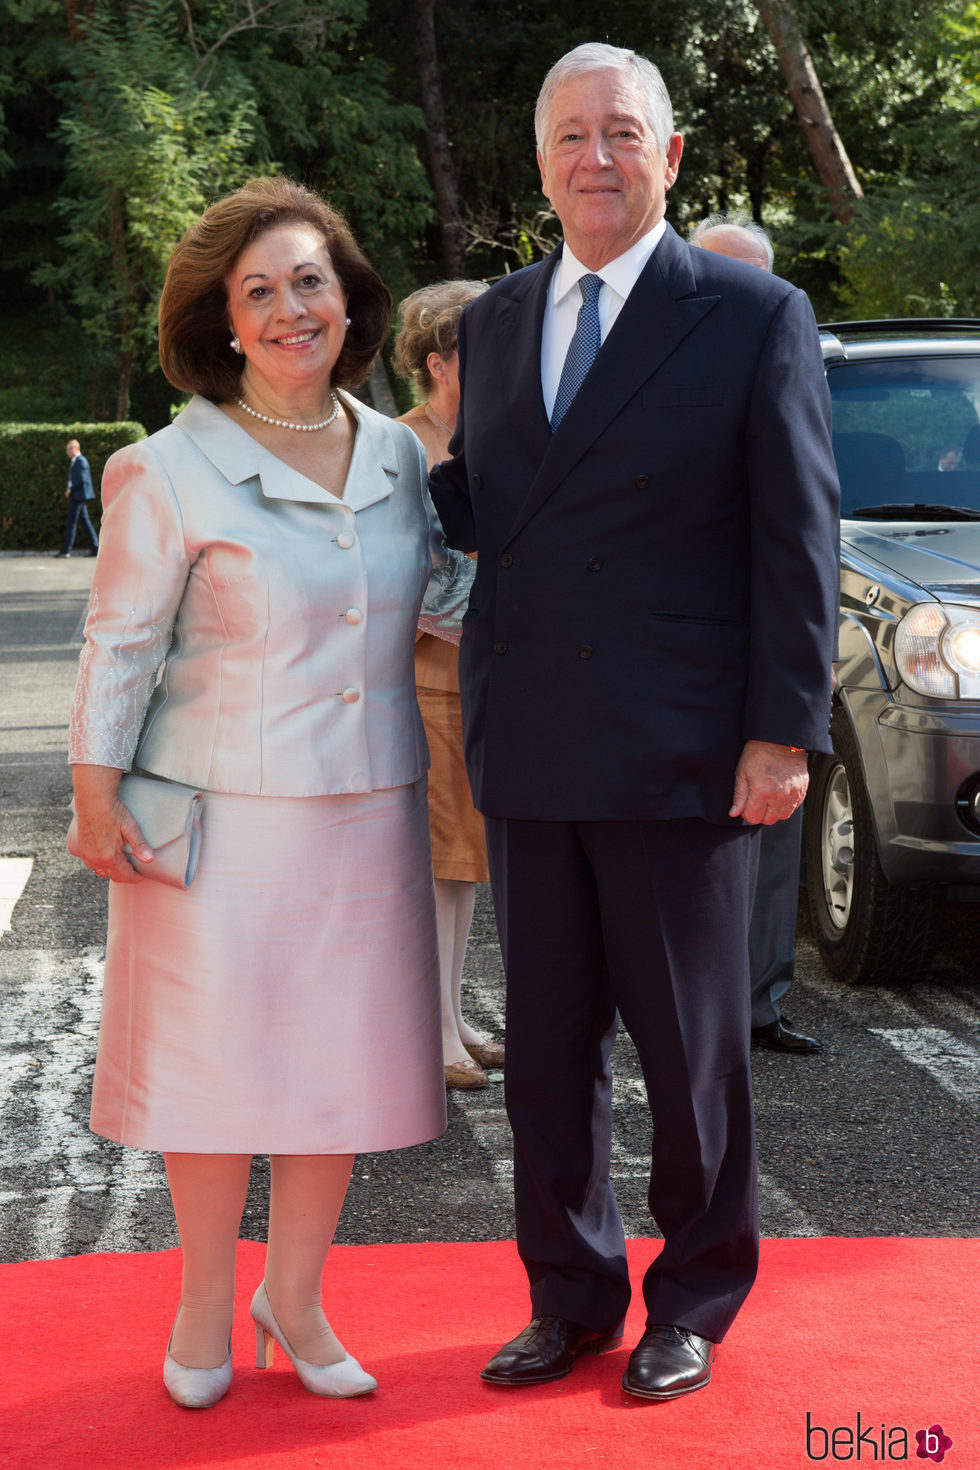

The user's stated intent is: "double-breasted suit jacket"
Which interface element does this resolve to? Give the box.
[431,224,840,824]
[429,223,840,1343]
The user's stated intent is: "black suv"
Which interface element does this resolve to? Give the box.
[805,318,980,985]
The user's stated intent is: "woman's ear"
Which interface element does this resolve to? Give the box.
[426,350,447,384]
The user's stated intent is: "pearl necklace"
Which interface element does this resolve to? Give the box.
[236,391,340,432]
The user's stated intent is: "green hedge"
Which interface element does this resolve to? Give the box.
[0,421,147,551]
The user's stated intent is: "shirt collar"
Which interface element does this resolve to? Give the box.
[552,219,668,305]
[174,392,399,511]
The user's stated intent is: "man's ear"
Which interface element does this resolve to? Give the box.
[537,148,551,202]
[663,133,683,191]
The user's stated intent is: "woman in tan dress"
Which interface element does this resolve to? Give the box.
[394,282,505,1090]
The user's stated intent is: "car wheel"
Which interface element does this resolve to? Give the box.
[804,706,945,985]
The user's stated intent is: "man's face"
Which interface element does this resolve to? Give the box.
[939,447,962,472]
[537,67,682,270]
[66,441,80,460]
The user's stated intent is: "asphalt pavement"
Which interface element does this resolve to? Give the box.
[1,551,977,1266]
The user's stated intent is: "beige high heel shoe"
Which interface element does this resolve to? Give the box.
[444,1057,488,1090]
[464,1039,505,1070]
[163,1308,233,1409]
[250,1281,377,1398]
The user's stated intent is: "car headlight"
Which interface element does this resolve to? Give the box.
[895,603,980,697]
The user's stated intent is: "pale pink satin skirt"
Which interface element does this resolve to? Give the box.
[90,779,447,1154]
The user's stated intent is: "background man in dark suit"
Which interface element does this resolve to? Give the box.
[691,213,822,1058]
[429,42,839,1402]
[55,437,99,557]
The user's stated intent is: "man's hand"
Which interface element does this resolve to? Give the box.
[729,740,808,825]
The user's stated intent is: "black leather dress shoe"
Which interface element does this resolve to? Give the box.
[481,1315,623,1386]
[752,1017,821,1054]
[622,1324,716,1400]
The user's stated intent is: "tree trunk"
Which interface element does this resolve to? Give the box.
[413,0,466,277]
[115,348,133,421]
[107,192,134,420]
[754,0,863,223]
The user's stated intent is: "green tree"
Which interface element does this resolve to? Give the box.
[205,0,433,270]
[753,0,862,221]
[3,0,436,422]
[3,0,978,412]
[30,1,264,417]
[829,0,980,317]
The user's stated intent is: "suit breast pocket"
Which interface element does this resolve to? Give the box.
[639,381,724,409]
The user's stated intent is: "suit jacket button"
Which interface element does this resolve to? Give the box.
[499,552,513,568]
[586,557,602,571]
[578,645,593,659]
[493,640,508,654]
[473,473,483,488]
[634,475,650,490]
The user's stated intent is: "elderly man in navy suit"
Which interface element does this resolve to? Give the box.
[55,438,99,557]
[430,42,838,1401]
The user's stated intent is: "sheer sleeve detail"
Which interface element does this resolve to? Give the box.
[69,590,174,769]
[417,486,476,645]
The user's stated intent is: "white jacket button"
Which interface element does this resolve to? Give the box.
[336,531,356,549]
[342,686,361,704]
[344,607,363,624]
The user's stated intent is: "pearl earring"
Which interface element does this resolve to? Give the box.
[345,317,351,327]
[230,335,242,354]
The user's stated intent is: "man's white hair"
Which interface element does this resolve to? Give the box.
[689,213,775,271]
[534,42,674,155]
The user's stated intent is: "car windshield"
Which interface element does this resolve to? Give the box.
[826,355,980,517]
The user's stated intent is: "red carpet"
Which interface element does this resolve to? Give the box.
[1,1238,975,1469]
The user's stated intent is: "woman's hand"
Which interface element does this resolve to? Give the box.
[67,765,154,883]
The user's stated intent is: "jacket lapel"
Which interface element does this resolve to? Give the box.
[502,226,720,546]
[493,250,558,471]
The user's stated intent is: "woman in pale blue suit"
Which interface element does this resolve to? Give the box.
[67,178,471,1409]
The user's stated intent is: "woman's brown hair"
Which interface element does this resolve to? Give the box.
[158,176,391,401]
[393,280,487,394]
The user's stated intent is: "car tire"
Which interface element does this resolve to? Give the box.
[804,705,945,985]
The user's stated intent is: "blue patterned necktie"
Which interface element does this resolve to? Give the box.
[550,273,603,431]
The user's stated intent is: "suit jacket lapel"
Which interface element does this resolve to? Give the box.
[502,225,720,547]
[494,250,558,471]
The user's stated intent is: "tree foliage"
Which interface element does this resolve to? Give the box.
[1,0,435,423]
[34,0,264,417]
[828,0,980,317]
[1,0,978,427]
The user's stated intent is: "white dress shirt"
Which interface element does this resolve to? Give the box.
[540,220,668,421]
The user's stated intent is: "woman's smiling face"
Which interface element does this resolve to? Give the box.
[226,222,349,399]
